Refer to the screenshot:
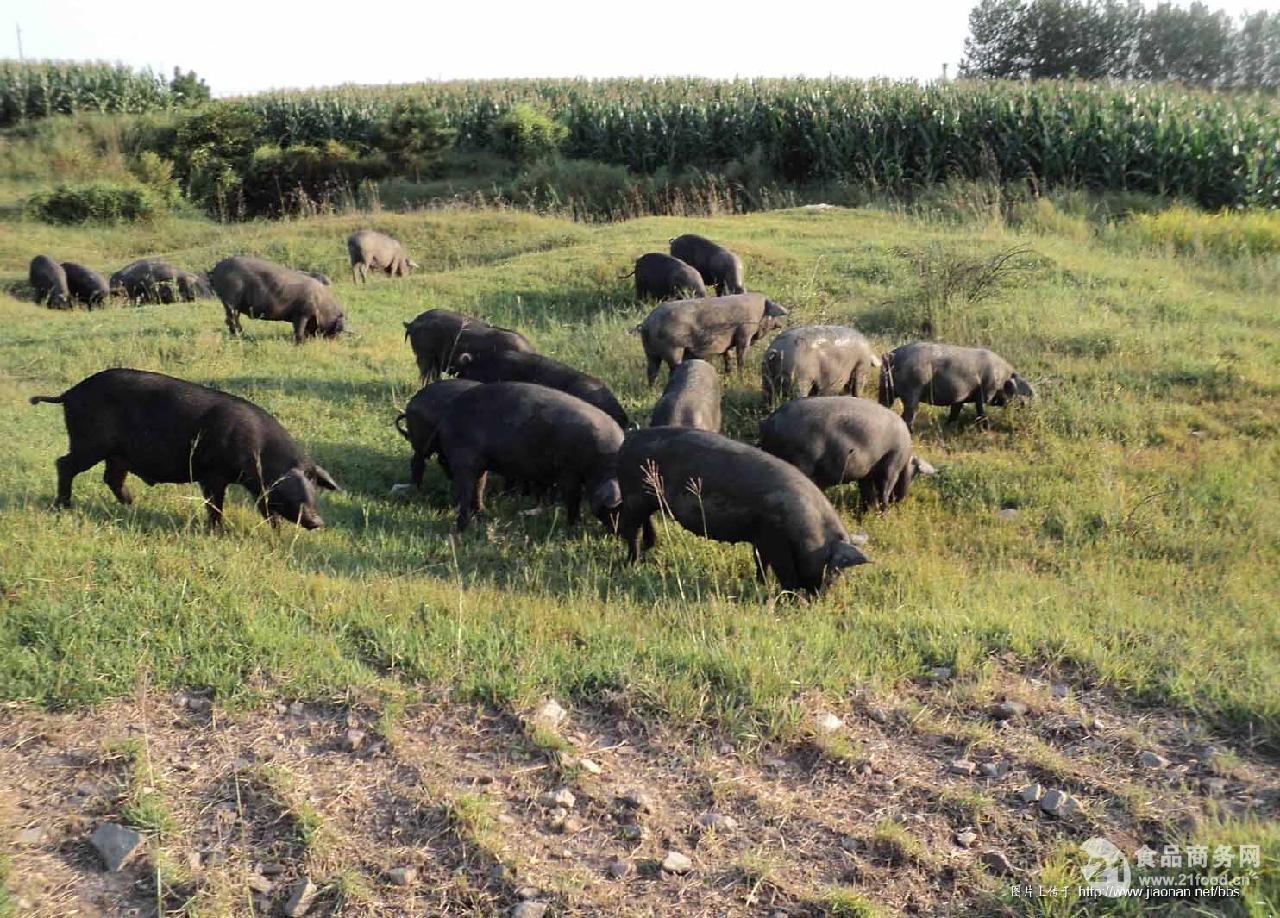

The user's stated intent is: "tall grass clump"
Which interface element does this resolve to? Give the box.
[1122,206,1280,257]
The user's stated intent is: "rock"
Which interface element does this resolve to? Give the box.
[698,813,738,832]
[607,858,631,879]
[73,781,100,797]
[814,712,844,734]
[342,728,366,752]
[283,878,318,917]
[260,861,285,876]
[929,666,953,681]
[1051,683,1069,699]
[89,823,144,872]
[1019,783,1043,804]
[956,830,978,848]
[534,699,567,729]
[994,700,1028,720]
[979,762,1007,779]
[17,826,47,846]
[512,903,548,918]
[838,835,859,853]
[949,759,978,777]
[996,508,1019,521]
[1138,751,1170,769]
[578,757,602,775]
[187,851,203,872]
[1200,777,1228,796]
[868,706,889,724]
[515,886,540,900]
[764,756,789,770]
[388,483,415,498]
[661,850,693,874]
[1039,789,1081,818]
[388,866,418,886]
[539,788,576,810]
[289,701,305,716]
[620,824,646,841]
[980,849,1016,876]
[717,743,735,755]
[560,816,586,835]
[247,875,273,894]
[620,789,654,813]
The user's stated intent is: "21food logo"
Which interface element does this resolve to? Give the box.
[1081,837,1131,897]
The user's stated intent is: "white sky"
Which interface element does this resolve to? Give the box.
[9,0,1280,96]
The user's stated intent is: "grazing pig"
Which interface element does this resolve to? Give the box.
[668,234,746,296]
[649,358,721,431]
[394,379,481,485]
[29,368,339,528]
[109,260,210,304]
[60,262,109,307]
[761,325,881,402]
[454,350,630,429]
[434,382,623,531]
[616,427,870,595]
[348,230,416,283]
[879,342,1035,430]
[29,255,70,309]
[627,253,707,301]
[638,292,787,386]
[211,256,346,343]
[759,397,936,510]
[404,309,534,380]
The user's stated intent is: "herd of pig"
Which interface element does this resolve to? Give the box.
[25,230,1035,596]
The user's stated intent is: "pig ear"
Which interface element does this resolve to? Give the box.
[1014,374,1035,398]
[829,540,871,570]
[1002,377,1018,396]
[309,465,341,491]
[456,352,473,367]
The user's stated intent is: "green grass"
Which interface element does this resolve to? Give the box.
[0,201,1277,754]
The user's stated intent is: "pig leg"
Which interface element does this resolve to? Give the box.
[453,474,478,531]
[292,314,311,345]
[560,474,583,527]
[619,500,656,562]
[102,458,134,505]
[973,389,989,426]
[55,452,98,509]
[900,391,920,431]
[223,303,242,336]
[856,478,878,515]
[410,450,426,487]
[200,480,228,527]
[473,471,487,512]
[646,354,663,388]
[949,403,965,424]
[754,531,798,591]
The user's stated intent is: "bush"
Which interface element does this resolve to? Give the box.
[491,104,567,165]
[27,182,159,223]
[168,67,210,106]
[377,101,454,174]
[1123,206,1280,257]
[244,141,392,216]
[129,151,182,205]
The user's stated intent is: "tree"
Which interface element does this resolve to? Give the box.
[960,0,1277,87]
[170,67,211,106]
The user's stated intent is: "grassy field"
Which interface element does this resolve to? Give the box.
[2,200,1278,914]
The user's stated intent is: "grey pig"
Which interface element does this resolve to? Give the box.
[878,341,1034,430]
[762,325,881,402]
[348,230,416,283]
[211,256,347,343]
[649,358,721,431]
[404,308,534,380]
[395,379,481,485]
[759,396,936,510]
[638,292,787,386]
[29,255,70,309]
[61,262,109,307]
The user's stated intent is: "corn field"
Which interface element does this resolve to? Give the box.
[5,67,1279,209]
[240,79,1280,209]
[0,61,174,125]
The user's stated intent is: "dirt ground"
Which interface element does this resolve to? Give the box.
[3,666,1277,916]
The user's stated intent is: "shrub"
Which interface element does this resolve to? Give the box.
[168,67,210,106]
[510,158,636,217]
[491,104,567,164]
[377,101,455,174]
[27,182,159,223]
[243,141,391,216]
[129,150,182,205]
[1123,206,1280,257]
